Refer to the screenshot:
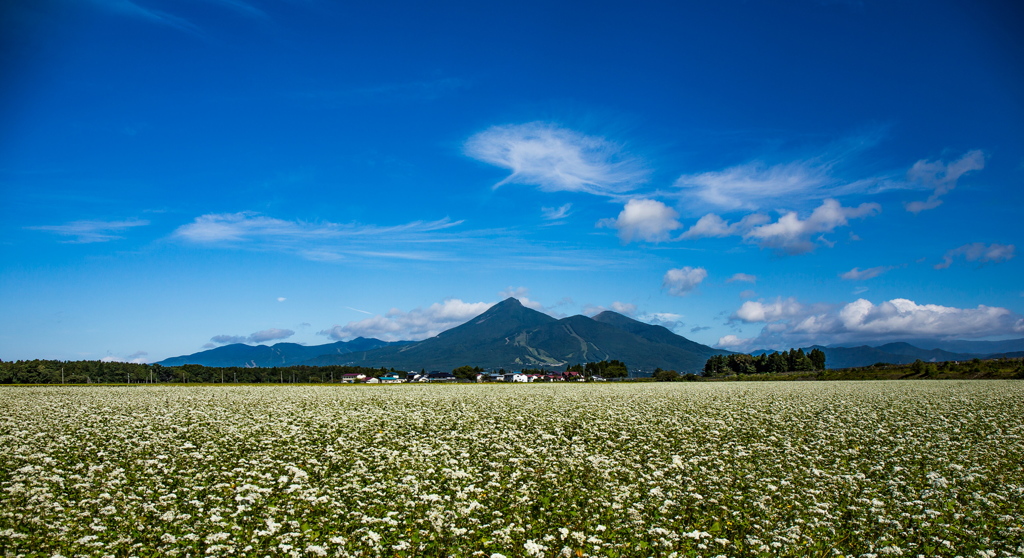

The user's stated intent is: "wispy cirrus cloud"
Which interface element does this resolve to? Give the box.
[718,296,1024,350]
[464,122,648,196]
[172,212,464,262]
[726,273,757,283]
[541,203,573,221]
[840,265,893,281]
[935,243,1015,269]
[672,134,887,212]
[86,0,203,34]
[905,150,985,213]
[28,218,149,243]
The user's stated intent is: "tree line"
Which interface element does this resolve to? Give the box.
[702,348,826,377]
[0,360,399,385]
[0,359,634,384]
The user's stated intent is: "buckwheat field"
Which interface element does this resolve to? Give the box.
[1,382,1021,558]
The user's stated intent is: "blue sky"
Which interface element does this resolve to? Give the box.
[2,0,1022,363]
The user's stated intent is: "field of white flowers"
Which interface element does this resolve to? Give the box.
[1,382,1022,558]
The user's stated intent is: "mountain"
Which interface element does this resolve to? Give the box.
[752,343,988,369]
[156,337,405,367]
[812,344,976,369]
[898,338,1024,355]
[302,298,729,374]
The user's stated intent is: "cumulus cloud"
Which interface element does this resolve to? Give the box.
[905,150,985,213]
[731,297,810,323]
[935,243,1015,270]
[27,218,149,243]
[320,299,495,342]
[611,301,637,315]
[541,203,573,221]
[663,267,707,296]
[726,273,757,284]
[209,329,294,346]
[464,122,647,196]
[717,296,1024,350]
[598,199,682,243]
[840,266,893,281]
[277,297,287,302]
[680,213,770,240]
[744,199,881,254]
[681,199,879,254]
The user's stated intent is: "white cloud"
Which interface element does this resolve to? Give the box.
[745,199,880,255]
[541,203,573,221]
[248,328,295,343]
[732,297,809,323]
[642,312,685,331]
[663,267,707,296]
[739,290,758,299]
[498,287,546,311]
[681,213,770,240]
[611,301,637,315]
[935,243,1015,270]
[320,299,495,342]
[598,199,681,243]
[277,297,287,302]
[675,159,836,211]
[840,266,892,281]
[172,212,463,262]
[681,199,879,254]
[209,329,294,346]
[100,351,149,364]
[28,218,149,243]
[719,296,1024,350]
[716,334,751,349]
[905,150,985,213]
[464,122,647,196]
[726,273,757,284]
[210,335,248,345]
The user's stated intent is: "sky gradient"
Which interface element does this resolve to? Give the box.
[2,0,1022,363]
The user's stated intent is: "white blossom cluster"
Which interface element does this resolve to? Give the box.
[1,382,1022,557]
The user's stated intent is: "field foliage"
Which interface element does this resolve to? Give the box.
[1,382,1022,557]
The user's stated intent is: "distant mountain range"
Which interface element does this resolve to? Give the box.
[158,298,729,374]
[157,337,408,368]
[753,341,1024,369]
[158,298,1024,373]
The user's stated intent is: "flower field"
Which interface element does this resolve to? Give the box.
[1,382,1022,558]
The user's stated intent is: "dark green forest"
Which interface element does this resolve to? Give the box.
[703,348,827,377]
[0,353,1020,384]
[0,360,397,385]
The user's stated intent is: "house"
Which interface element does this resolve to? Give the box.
[503,373,528,382]
[340,373,367,383]
[425,372,456,382]
[378,372,403,383]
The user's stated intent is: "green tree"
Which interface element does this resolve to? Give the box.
[653,368,681,382]
[808,348,826,370]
